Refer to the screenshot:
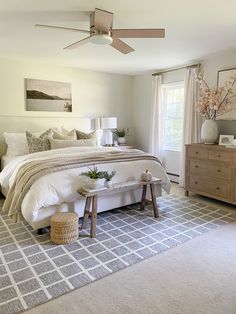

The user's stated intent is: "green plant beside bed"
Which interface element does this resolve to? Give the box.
[113,128,129,137]
[101,170,116,181]
[80,167,116,181]
[80,166,104,179]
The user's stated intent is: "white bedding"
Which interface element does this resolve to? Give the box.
[1,155,16,170]
[0,147,170,228]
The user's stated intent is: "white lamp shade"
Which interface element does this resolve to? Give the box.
[94,117,101,130]
[100,117,117,129]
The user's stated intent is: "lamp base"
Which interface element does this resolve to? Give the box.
[103,129,113,145]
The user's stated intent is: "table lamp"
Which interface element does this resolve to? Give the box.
[100,117,117,145]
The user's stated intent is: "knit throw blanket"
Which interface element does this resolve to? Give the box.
[2,149,160,222]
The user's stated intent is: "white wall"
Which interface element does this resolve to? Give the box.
[132,74,152,152]
[0,57,133,134]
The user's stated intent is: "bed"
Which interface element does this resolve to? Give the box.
[0,118,170,230]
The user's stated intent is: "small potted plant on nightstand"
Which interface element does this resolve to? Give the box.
[114,128,129,145]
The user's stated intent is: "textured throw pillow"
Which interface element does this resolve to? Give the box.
[26,129,52,153]
[52,129,77,140]
[76,130,97,140]
[50,139,97,150]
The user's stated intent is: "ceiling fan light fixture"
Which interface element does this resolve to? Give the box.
[90,34,113,45]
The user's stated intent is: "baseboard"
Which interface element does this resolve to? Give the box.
[167,172,179,183]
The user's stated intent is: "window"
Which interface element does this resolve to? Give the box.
[162,82,184,151]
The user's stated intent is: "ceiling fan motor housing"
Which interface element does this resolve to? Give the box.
[90,10,113,45]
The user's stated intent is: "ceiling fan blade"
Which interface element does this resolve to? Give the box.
[110,37,134,54]
[35,24,90,34]
[112,28,165,38]
[63,36,91,49]
[91,8,113,33]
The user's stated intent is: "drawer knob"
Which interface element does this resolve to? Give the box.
[195,152,199,155]
[216,187,220,190]
[195,165,199,168]
[218,154,221,158]
[217,169,221,173]
[194,181,198,184]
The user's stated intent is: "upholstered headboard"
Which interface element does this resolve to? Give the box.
[0,115,91,157]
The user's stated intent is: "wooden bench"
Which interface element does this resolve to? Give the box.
[78,177,162,238]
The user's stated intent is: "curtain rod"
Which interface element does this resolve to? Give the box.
[152,63,200,76]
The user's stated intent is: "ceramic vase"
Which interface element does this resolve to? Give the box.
[118,137,126,144]
[105,180,112,188]
[201,119,219,144]
[87,178,105,189]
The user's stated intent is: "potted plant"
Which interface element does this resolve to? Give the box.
[196,73,236,144]
[114,128,129,144]
[101,170,116,187]
[80,166,105,189]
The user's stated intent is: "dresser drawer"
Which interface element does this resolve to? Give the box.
[233,154,236,163]
[232,167,236,181]
[188,147,208,160]
[233,184,236,200]
[189,160,206,176]
[189,159,231,179]
[189,177,231,198]
[209,150,232,162]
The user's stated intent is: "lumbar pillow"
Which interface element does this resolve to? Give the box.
[52,129,77,140]
[26,129,52,153]
[50,139,97,150]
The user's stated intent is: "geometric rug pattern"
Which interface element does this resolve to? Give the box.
[0,195,235,314]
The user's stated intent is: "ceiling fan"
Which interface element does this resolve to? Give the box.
[35,8,165,54]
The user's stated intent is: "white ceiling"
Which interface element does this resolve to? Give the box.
[0,0,236,75]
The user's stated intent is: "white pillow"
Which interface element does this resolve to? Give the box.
[4,129,53,156]
[50,139,97,150]
[4,133,29,156]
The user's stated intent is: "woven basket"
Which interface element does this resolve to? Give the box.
[51,212,78,244]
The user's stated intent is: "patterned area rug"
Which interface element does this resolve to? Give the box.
[0,194,235,314]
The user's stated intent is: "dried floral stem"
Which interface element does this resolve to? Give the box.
[196,72,236,120]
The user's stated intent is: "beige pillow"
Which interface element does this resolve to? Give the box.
[26,129,52,153]
[50,139,97,150]
[52,129,77,140]
[76,130,97,140]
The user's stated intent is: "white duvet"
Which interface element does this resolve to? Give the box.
[0,147,170,219]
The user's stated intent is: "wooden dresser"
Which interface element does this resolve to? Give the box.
[185,144,236,205]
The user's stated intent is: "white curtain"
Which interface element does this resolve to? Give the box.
[179,66,200,187]
[149,75,164,161]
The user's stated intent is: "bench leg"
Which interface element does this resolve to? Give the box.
[82,196,92,230]
[140,185,147,211]
[150,183,159,218]
[90,195,97,238]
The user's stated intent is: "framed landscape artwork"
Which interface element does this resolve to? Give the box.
[25,79,72,112]
[217,68,236,120]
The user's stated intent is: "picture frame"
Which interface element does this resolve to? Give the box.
[25,78,72,112]
[218,134,234,146]
[217,67,236,120]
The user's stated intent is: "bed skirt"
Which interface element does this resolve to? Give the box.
[21,186,162,229]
